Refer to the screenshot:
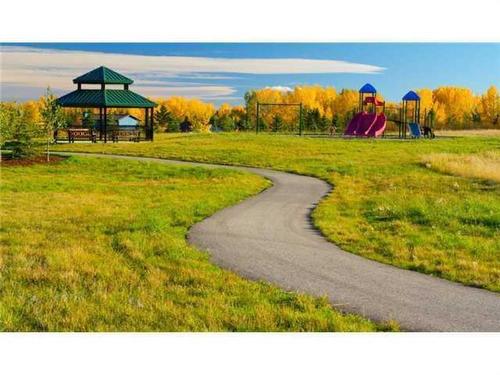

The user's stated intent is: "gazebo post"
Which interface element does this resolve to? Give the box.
[144,108,149,140]
[99,107,103,141]
[104,107,107,143]
[150,107,154,141]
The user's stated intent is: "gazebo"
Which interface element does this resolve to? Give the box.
[57,66,157,142]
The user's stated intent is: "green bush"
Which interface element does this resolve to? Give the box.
[166,118,181,132]
[0,103,39,158]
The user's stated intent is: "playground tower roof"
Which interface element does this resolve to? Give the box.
[359,83,377,94]
[402,90,420,101]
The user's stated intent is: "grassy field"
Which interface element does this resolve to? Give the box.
[436,129,500,137]
[423,151,500,183]
[55,133,500,292]
[0,156,389,331]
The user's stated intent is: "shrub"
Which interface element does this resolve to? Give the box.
[0,102,39,158]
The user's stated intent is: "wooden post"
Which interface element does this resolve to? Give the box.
[404,101,407,139]
[417,101,421,124]
[99,107,103,141]
[103,107,107,143]
[401,102,404,139]
[403,101,406,139]
[150,107,154,141]
[145,108,149,140]
[399,105,402,139]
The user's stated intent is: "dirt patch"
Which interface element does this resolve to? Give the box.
[1,155,66,167]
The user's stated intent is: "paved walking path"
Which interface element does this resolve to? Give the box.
[58,152,500,331]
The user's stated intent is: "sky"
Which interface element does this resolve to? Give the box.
[1,43,499,105]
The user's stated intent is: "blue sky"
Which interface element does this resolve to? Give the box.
[1,43,499,105]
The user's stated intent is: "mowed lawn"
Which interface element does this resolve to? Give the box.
[55,133,500,292]
[0,157,387,331]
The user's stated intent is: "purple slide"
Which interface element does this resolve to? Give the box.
[366,113,387,137]
[344,112,364,136]
[354,113,377,136]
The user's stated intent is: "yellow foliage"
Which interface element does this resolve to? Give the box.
[479,85,499,125]
[289,85,336,117]
[332,89,358,118]
[217,103,233,117]
[2,83,498,132]
[164,96,215,132]
[416,88,434,113]
[432,86,476,126]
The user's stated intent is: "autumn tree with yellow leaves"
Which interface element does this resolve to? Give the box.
[1,84,498,135]
[479,86,500,126]
[242,84,498,131]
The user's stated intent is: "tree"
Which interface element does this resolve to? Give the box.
[165,97,215,132]
[331,113,340,135]
[40,88,66,161]
[432,87,475,129]
[416,88,434,113]
[154,104,172,129]
[0,102,38,159]
[332,89,358,128]
[213,103,246,132]
[272,114,283,132]
[479,85,499,126]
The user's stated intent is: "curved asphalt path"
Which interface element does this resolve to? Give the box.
[57,152,500,331]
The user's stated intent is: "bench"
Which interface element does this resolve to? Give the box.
[111,129,141,143]
[56,128,96,143]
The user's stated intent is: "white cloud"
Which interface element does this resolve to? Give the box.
[0,45,385,100]
[137,85,237,98]
[264,86,293,92]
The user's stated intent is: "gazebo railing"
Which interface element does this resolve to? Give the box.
[54,127,144,143]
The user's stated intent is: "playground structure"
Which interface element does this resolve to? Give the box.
[253,83,435,139]
[401,90,421,138]
[344,84,387,137]
[344,84,435,139]
[400,91,436,138]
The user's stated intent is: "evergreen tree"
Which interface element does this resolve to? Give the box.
[272,114,283,132]
[154,104,172,128]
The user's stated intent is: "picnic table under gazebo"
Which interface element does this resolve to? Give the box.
[56,66,157,142]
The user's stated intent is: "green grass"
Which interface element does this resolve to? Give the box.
[422,151,500,183]
[0,157,388,331]
[55,133,500,292]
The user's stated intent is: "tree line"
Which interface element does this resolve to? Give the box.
[1,85,498,157]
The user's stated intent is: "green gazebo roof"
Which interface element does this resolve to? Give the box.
[73,66,134,85]
[57,66,156,109]
[57,89,156,108]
